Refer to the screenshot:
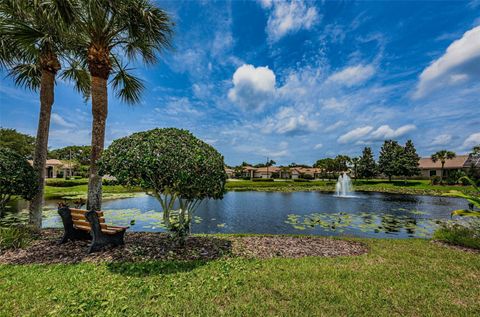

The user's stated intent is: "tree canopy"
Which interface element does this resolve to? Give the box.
[378,140,403,181]
[0,128,35,158]
[100,128,227,240]
[49,145,91,165]
[398,140,420,179]
[357,147,377,179]
[0,148,38,213]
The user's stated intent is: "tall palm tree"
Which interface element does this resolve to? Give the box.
[73,0,173,210]
[0,0,89,229]
[431,150,456,184]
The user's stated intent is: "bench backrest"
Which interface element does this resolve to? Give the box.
[70,208,107,231]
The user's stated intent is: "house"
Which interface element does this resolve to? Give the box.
[418,155,472,178]
[224,168,235,178]
[252,166,281,178]
[28,159,74,178]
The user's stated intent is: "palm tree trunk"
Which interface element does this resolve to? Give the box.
[87,76,108,211]
[440,162,445,184]
[28,69,56,230]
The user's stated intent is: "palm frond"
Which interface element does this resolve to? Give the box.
[8,63,42,91]
[60,60,91,99]
[110,62,144,104]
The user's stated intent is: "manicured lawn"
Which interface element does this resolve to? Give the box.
[44,183,143,200]
[0,238,478,316]
[226,179,473,196]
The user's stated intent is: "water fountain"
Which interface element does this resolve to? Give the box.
[335,172,354,197]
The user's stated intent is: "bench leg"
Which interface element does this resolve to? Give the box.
[87,231,126,253]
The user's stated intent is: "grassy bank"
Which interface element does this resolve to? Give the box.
[42,178,473,200]
[226,179,474,196]
[0,238,479,316]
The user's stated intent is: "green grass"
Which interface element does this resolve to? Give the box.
[0,238,479,316]
[434,226,480,250]
[44,182,143,200]
[226,179,473,196]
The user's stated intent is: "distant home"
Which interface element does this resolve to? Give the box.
[28,159,74,179]
[418,154,480,178]
[227,166,324,179]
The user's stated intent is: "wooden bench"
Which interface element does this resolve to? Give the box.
[58,206,129,253]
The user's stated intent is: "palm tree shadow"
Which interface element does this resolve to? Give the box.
[107,260,210,277]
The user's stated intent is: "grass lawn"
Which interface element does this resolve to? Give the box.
[0,238,479,316]
[226,179,473,196]
[44,183,143,200]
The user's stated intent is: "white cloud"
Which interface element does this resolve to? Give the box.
[463,132,480,148]
[51,113,72,128]
[261,1,320,42]
[156,97,202,117]
[414,25,480,99]
[338,126,374,144]
[260,106,319,135]
[323,98,347,111]
[431,134,452,146]
[327,64,375,86]
[325,120,347,133]
[228,64,276,111]
[314,143,323,149]
[369,124,416,140]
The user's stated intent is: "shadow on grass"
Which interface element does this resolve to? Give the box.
[107,260,209,277]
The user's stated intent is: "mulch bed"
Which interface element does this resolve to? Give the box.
[0,229,368,265]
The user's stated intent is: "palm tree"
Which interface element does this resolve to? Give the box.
[72,0,173,211]
[431,150,456,184]
[0,0,89,229]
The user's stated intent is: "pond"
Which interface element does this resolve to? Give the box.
[3,191,471,238]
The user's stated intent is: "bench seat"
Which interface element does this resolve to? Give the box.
[58,206,129,253]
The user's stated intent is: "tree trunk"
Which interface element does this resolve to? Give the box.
[87,76,108,211]
[440,163,445,184]
[28,68,57,230]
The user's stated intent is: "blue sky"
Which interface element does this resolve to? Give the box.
[1,0,480,166]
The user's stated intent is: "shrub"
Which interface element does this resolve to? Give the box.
[252,178,274,182]
[0,226,33,251]
[100,128,227,243]
[433,223,480,250]
[45,178,89,187]
[0,148,38,213]
[102,178,120,186]
[241,176,251,180]
[431,176,441,185]
[294,178,310,182]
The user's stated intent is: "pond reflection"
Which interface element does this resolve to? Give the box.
[2,191,471,238]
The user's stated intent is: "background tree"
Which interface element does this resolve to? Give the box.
[398,140,420,181]
[350,157,359,181]
[0,0,89,229]
[100,128,226,244]
[378,140,403,182]
[49,145,91,165]
[357,147,377,179]
[71,0,173,211]
[431,150,456,184]
[334,155,351,175]
[0,148,38,216]
[0,128,35,158]
[313,158,336,179]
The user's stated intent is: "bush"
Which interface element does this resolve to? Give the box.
[433,223,480,250]
[0,148,38,212]
[101,128,227,243]
[431,176,441,185]
[294,178,310,182]
[102,178,120,186]
[252,178,274,182]
[300,173,314,180]
[0,226,33,251]
[241,176,251,180]
[45,178,89,187]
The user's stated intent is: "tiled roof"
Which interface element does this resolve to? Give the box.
[418,155,469,169]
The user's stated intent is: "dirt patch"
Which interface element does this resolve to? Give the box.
[230,236,368,258]
[431,240,480,254]
[0,229,368,265]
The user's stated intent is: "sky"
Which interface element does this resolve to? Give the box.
[1,0,480,166]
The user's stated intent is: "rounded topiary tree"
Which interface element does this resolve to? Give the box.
[0,148,38,215]
[100,128,227,241]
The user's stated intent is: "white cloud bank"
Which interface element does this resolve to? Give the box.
[463,132,480,148]
[260,106,319,135]
[414,25,480,99]
[431,134,452,146]
[228,64,276,111]
[327,64,375,86]
[51,113,72,128]
[260,0,319,42]
[338,124,416,144]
